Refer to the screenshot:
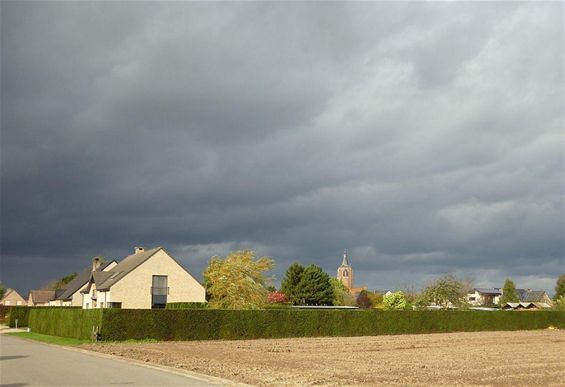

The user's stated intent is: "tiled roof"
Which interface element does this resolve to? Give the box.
[56,260,115,301]
[502,302,551,309]
[524,290,548,302]
[93,271,113,287]
[0,288,26,304]
[516,288,529,301]
[515,289,548,302]
[474,288,502,295]
[29,290,56,304]
[97,247,162,290]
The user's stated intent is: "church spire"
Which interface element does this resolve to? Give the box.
[341,249,350,266]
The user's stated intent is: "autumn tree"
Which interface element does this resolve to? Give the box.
[399,284,420,305]
[203,250,274,309]
[419,275,468,309]
[499,279,519,305]
[554,274,565,300]
[356,290,373,309]
[295,264,334,305]
[281,262,305,305]
[42,272,78,290]
[330,278,355,306]
[368,291,384,308]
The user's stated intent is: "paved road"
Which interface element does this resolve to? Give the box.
[0,335,232,386]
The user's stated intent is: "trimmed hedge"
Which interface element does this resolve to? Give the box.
[166,302,208,309]
[99,309,565,341]
[16,308,565,341]
[28,308,103,340]
[8,306,30,327]
[8,306,81,328]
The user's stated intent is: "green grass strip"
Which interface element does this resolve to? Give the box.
[6,332,91,346]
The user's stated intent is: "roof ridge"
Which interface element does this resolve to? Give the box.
[97,246,163,290]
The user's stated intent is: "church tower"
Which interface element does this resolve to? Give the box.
[336,249,353,290]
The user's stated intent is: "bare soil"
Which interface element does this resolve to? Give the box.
[81,330,565,386]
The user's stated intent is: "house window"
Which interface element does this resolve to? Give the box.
[151,275,168,308]
[108,302,122,309]
[5,301,10,305]
[86,303,90,309]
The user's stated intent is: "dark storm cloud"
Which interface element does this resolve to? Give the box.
[1,2,563,294]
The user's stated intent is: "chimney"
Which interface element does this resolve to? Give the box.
[134,246,145,254]
[92,256,103,272]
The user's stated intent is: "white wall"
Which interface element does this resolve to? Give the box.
[108,249,205,309]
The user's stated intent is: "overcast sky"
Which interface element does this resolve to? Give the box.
[1,2,563,296]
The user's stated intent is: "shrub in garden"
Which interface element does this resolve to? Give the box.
[356,290,373,309]
[383,291,408,310]
[267,291,288,304]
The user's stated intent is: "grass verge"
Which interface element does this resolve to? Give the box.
[6,332,160,346]
[6,332,91,346]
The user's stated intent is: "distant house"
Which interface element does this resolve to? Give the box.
[467,288,502,306]
[48,259,117,306]
[0,288,26,306]
[467,287,552,307]
[502,302,552,310]
[516,289,553,305]
[27,290,62,306]
[81,246,205,309]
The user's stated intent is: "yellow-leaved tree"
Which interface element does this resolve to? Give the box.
[204,250,274,309]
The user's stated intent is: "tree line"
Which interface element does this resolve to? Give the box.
[201,250,565,310]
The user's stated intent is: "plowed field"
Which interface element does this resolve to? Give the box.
[81,329,565,386]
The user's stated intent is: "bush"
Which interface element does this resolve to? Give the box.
[356,290,373,309]
[28,308,102,340]
[383,292,408,310]
[99,309,565,341]
[166,302,208,309]
[554,296,565,311]
[267,291,289,304]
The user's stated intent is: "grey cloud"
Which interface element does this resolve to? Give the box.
[1,2,563,295]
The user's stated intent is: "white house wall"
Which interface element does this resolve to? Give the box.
[71,285,86,306]
[108,249,205,309]
[73,261,117,307]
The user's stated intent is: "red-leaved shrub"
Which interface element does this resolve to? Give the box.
[267,291,289,304]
